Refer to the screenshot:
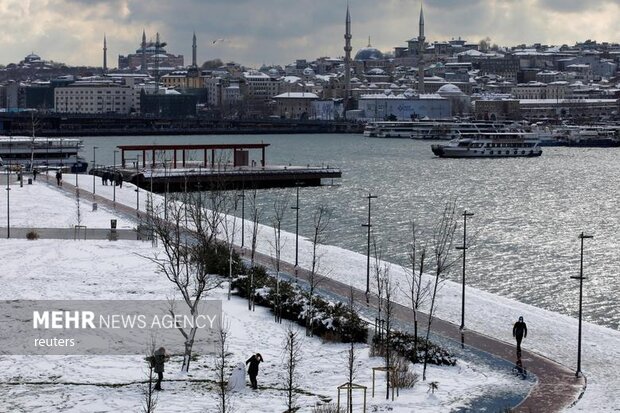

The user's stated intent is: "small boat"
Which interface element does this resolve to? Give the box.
[431,133,543,158]
[0,136,88,172]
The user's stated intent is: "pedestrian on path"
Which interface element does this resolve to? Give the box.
[55,170,62,187]
[246,353,263,389]
[513,316,528,355]
[149,347,170,391]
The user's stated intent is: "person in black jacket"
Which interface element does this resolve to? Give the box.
[149,347,170,391]
[246,353,263,389]
[513,316,528,354]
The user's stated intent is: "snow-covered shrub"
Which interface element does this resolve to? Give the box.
[390,355,419,389]
[373,331,456,367]
[26,230,39,240]
[231,268,367,344]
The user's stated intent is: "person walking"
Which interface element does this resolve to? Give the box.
[513,316,528,355]
[246,353,263,389]
[150,347,170,391]
[55,170,62,187]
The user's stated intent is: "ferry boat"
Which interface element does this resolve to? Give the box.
[363,120,517,139]
[552,125,620,147]
[0,136,88,172]
[431,133,543,158]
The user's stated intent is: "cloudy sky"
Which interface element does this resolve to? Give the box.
[0,0,618,68]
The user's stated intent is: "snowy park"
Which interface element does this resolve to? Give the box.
[0,175,618,411]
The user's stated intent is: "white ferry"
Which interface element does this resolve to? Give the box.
[0,136,88,172]
[431,133,543,158]
[363,120,516,139]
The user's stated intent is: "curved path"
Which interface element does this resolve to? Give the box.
[41,175,586,412]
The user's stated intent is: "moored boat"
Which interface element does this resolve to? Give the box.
[431,133,542,158]
[0,136,88,172]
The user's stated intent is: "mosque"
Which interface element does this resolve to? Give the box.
[118,31,184,71]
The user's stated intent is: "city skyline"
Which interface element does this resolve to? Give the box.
[0,0,618,68]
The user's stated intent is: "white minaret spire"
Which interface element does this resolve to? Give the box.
[141,29,147,73]
[419,1,425,41]
[344,1,352,115]
[103,33,107,73]
[192,31,197,67]
[418,1,425,94]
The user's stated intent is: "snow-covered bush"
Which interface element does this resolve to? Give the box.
[372,331,456,367]
[231,267,367,344]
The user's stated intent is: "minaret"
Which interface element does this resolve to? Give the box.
[103,34,107,73]
[192,31,197,67]
[343,2,352,114]
[418,1,425,94]
[141,29,147,73]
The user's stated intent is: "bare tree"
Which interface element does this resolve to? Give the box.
[270,192,290,323]
[214,318,233,413]
[344,286,359,413]
[248,188,261,311]
[383,268,395,400]
[221,191,239,301]
[401,221,430,362]
[371,237,386,340]
[142,338,158,413]
[306,204,331,336]
[422,201,459,380]
[144,198,222,372]
[282,324,303,412]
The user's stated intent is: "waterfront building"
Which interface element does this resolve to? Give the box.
[272,92,319,119]
[473,98,521,120]
[54,79,140,114]
[519,98,619,121]
[357,90,451,120]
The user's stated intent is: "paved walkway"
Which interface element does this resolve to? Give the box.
[38,176,586,412]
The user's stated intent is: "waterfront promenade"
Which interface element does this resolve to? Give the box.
[27,173,586,412]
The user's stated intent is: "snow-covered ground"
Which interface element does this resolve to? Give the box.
[1,177,619,411]
[0,185,524,412]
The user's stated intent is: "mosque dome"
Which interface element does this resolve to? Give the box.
[24,53,41,63]
[355,39,384,61]
[437,83,465,96]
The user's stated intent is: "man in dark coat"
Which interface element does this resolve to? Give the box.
[150,347,170,391]
[246,353,263,389]
[513,316,528,354]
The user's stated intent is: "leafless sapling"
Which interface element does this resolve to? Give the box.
[270,192,290,323]
[400,221,430,363]
[422,201,459,381]
[306,204,331,336]
[282,324,303,412]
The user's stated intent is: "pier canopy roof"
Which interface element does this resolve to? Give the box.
[117,143,270,169]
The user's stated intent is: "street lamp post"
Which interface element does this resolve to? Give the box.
[5,168,10,239]
[291,183,301,267]
[456,210,474,330]
[239,189,245,248]
[571,232,593,378]
[92,146,98,195]
[135,155,140,213]
[362,193,377,302]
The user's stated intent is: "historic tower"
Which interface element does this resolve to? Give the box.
[192,31,197,67]
[103,34,107,73]
[344,2,352,114]
[418,2,425,94]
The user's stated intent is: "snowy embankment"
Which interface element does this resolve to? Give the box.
[0,180,525,412]
[0,177,620,412]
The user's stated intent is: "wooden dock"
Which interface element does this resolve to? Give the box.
[91,164,341,191]
[89,142,341,192]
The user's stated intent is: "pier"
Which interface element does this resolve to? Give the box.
[91,143,341,191]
